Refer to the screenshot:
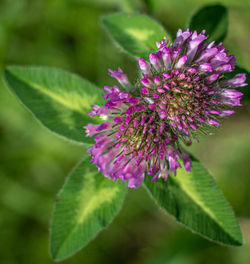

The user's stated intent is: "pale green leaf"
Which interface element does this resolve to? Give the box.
[50,156,127,261]
[144,155,242,246]
[189,4,228,43]
[102,12,170,60]
[4,66,104,145]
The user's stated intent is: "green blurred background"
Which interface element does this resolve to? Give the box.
[0,0,250,263]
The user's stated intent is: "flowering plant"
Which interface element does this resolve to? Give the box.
[86,28,246,188]
[4,4,249,261]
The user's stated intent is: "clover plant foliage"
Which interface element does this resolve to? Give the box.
[4,4,249,261]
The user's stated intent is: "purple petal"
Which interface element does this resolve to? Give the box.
[198,63,213,73]
[175,55,188,68]
[208,119,220,126]
[187,32,208,62]
[206,73,220,84]
[216,64,233,73]
[108,68,131,89]
[138,58,151,74]
[149,53,162,71]
[162,48,172,68]
[221,110,235,116]
[223,73,247,88]
[195,47,218,63]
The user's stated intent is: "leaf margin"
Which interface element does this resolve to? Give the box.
[3,65,104,146]
[143,154,242,246]
[49,156,128,261]
[101,11,171,60]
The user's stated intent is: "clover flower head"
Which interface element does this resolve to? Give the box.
[85,29,247,188]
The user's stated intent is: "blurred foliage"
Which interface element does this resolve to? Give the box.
[0,0,249,263]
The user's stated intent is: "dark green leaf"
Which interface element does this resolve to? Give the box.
[144,155,242,246]
[50,156,127,261]
[4,66,104,145]
[189,4,228,43]
[102,12,170,60]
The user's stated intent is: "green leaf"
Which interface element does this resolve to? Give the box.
[102,12,170,60]
[4,66,104,145]
[50,156,127,261]
[144,155,242,246]
[189,4,228,43]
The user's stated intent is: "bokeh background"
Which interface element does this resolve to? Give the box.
[0,0,250,263]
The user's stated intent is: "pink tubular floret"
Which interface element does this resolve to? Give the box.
[85,29,247,188]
